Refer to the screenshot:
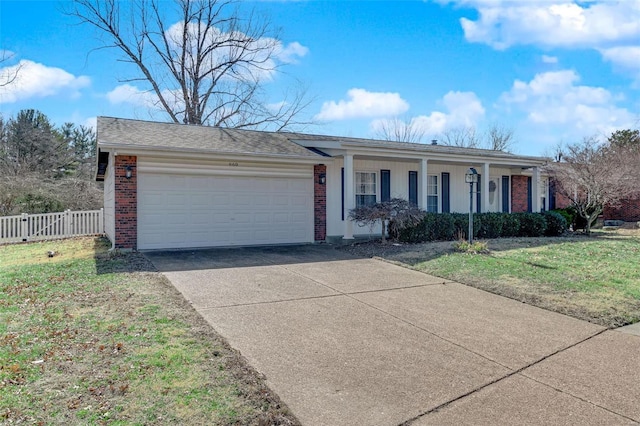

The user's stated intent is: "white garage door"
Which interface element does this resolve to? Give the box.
[138,173,314,249]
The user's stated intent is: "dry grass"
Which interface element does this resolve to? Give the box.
[0,237,299,425]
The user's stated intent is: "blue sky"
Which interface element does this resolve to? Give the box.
[1,0,639,156]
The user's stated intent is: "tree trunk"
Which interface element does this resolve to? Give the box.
[583,209,602,236]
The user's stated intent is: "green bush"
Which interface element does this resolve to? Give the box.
[551,208,574,227]
[501,214,521,237]
[395,211,558,243]
[516,212,548,237]
[543,211,568,236]
[477,213,504,239]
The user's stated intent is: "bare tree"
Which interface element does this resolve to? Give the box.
[439,126,480,148]
[485,123,515,152]
[548,135,640,235]
[0,50,21,87]
[67,0,312,130]
[374,117,426,143]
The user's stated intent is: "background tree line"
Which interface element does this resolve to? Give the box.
[0,109,103,215]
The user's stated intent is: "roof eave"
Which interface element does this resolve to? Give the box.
[97,142,331,164]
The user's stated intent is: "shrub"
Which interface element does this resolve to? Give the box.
[517,212,548,237]
[395,211,559,243]
[477,213,504,239]
[551,208,574,228]
[543,211,568,236]
[501,213,521,237]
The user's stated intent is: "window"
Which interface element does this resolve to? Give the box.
[427,175,438,212]
[356,171,377,207]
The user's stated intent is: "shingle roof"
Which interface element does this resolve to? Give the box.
[97,117,546,164]
[97,117,323,159]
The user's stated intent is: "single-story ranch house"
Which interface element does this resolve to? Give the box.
[96,117,554,250]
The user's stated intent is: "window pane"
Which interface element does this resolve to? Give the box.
[427,175,438,196]
[355,172,376,196]
[427,195,438,213]
[356,194,377,208]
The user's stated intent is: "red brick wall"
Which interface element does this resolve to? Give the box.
[511,175,529,213]
[604,198,640,221]
[114,155,137,250]
[314,164,327,242]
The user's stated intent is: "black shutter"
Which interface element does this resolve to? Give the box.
[549,178,556,210]
[527,176,532,212]
[381,170,391,202]
[408,171,418,205]
[441,172,450,213]
[476,174,482,213]
[502,176,510,213]
[341,167,344,220]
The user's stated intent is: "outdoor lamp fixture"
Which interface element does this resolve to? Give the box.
[125,165,133,180]
[465,167,479,243]
[318,173,326,185]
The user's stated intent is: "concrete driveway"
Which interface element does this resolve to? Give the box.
[145,245,640,426]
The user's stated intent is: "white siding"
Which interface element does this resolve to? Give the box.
[103,153,115,244]
[327,159,515,238]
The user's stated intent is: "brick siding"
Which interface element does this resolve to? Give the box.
[604,198,640,222]
[114,155,137,250]
[511,175,529,213]
[314,164,327,241]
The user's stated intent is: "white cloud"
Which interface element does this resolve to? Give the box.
[455,1,640,50]
[164,22,308,83]
[500,70,636,136]
[446,1,640,79]
[316,88,410,121]
[541,54,558,64]
[276,42,309,64]
[371,91,485,136]
[599,46,640,81]
[0,60,90,104]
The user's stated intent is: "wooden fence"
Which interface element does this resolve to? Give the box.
[0,209,104,244]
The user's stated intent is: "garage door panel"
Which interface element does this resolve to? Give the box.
[138,173,314,249]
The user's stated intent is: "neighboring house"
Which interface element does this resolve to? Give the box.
[604,199,640,222]
[96,117,550,250]
[546,169,640,223]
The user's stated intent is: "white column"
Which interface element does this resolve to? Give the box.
[343,153,354,239]
[482,162,490,213]
[419,158,428,210]
[532,167,541,213]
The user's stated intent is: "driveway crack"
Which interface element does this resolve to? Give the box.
[397,328,612,425]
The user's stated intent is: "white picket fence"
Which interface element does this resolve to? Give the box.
[0,209,104,244]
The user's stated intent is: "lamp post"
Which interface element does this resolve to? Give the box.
[465,168,478,243]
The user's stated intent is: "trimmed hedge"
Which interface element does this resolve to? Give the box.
[391,211,568,243]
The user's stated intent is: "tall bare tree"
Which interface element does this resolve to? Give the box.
[374,117,426,143]
[485,123,515,152]
[67,0,312,129]
[439,126,480,148]
[548,134,640,235]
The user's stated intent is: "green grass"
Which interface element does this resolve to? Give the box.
[403,231,640,327]
[0,237,296,425]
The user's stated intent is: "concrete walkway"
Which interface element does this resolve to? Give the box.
[145,245,640,426]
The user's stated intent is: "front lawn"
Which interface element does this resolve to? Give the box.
[0,237,298,425]
[344,228,640,328]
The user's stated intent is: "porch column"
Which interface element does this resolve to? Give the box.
[532,166,541,213]
[482,162,490,213]
[343,153,354,239]
[419,158,428,210]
